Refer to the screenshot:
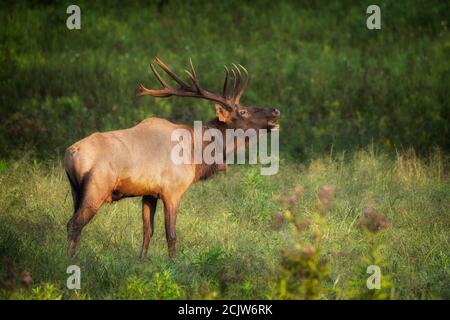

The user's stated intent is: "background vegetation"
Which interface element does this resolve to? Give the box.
[0,0,449,159]
[0,0,449,299]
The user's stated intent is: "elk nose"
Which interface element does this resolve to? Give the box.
[272,108,280,118]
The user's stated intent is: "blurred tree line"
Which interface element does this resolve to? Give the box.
[0,0,449,160]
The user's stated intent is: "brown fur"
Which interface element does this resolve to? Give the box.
[65,58,280,259]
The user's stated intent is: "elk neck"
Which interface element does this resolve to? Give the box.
[192,117,251,182]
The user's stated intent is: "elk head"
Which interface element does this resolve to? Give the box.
[138,57,280,132]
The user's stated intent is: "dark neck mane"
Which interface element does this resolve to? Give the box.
[193,118,229,182]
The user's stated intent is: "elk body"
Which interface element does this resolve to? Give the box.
[65,58,280,259]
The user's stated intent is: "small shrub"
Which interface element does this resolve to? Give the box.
[273,186,395,300]
[274,185,332,299]
[193,247,226,275]
[116,271,184,300]
[29,284,63,300]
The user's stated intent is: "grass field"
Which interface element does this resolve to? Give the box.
[1,1,449,159]
[0,149,449,299]
[0,1,449,300]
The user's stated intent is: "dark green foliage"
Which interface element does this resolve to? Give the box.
[0,0,449,159]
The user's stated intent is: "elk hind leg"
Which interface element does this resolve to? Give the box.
[67,175,106,256]
[66,171,81,212]
[140,195,158,260]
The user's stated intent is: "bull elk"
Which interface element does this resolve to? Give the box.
[64,57,280,259]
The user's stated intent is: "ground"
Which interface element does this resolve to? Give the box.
[0,149,448,299]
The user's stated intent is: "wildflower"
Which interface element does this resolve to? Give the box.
[21,271,32,288]
[288,195,298,207]
[299,246,316,259]
[318,185,335,214]
[294,218,311,233]
[318,185,334,201]
[293,185,303,196]
[276,185,303,210]
[283,210,293,221]
[273,212,285,229]
[363,205,375,216]
[358,206,390,233]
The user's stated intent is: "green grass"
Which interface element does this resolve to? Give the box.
[0,149,449,299]
[1,0,449,159]
[1,1,448,300]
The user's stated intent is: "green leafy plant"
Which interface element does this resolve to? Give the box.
[116,271,184,300]
[28,284,63,300]
[273,187,396,300]
[346,207,395,300]
[274,185,333,299]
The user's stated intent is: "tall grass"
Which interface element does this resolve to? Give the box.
[0,149,449,299]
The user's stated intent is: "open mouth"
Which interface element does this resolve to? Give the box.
[268,120,280,131]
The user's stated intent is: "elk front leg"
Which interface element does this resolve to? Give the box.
[140,195,158,260]
[162,197,180,258]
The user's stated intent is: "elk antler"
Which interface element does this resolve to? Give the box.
[138,57,249,111]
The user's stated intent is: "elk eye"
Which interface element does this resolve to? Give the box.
[239,110,248,117]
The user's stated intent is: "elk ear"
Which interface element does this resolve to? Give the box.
[215,104,231,122]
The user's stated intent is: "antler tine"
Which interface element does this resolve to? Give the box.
[185,69,201,93]
[234,64,249,104]
[154,57,191,89]
[137,83,147,96]
[185,58,202,93]
[239,64,249,87]
[189,58,197,79]
[138,83,172,97]
[137,63,173,97]
[150,63,169,88]
[222,66,229,98]
[230,63,241,102]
